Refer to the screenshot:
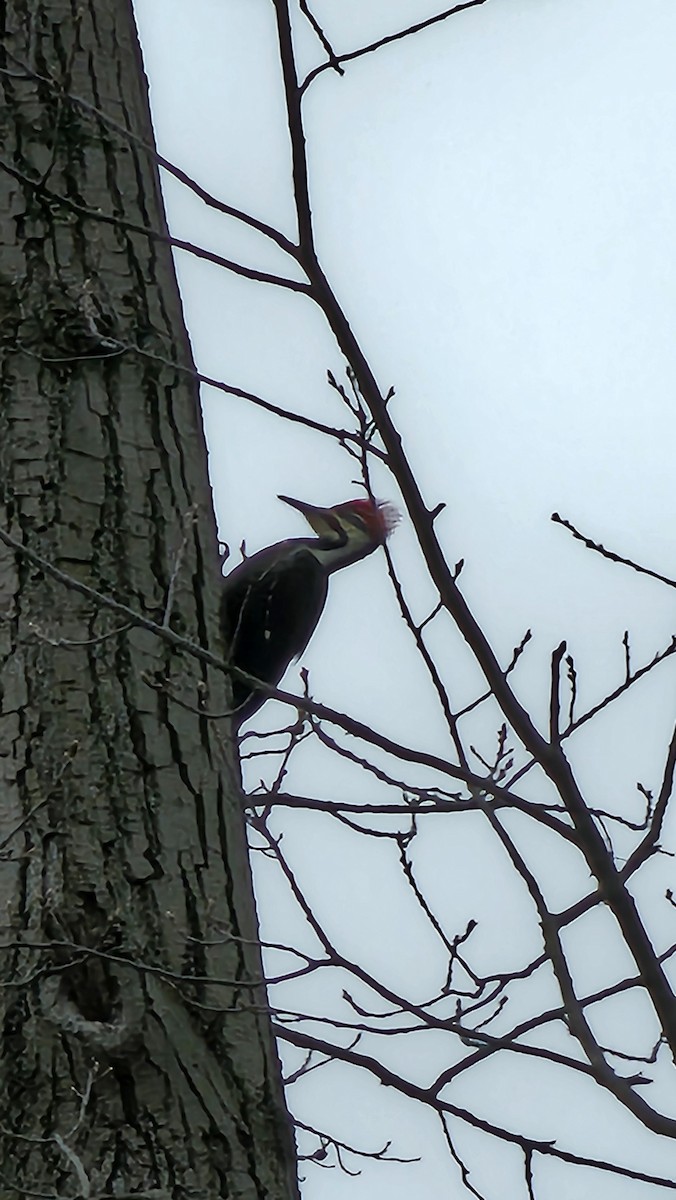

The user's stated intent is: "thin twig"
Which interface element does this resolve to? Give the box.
[300,1,491,95]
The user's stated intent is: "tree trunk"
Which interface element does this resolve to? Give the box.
[0,2,298,1195]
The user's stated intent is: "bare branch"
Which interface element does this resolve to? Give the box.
[553,512,676,589]
[300,2,492,95]
[0,156,311,294]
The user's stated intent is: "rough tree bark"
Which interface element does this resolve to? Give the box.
[0,2,299,1196]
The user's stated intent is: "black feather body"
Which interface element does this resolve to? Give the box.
[221,539,330,724]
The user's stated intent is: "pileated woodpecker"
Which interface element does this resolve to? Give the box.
[221,494,399,724]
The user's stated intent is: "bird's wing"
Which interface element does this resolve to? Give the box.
[222,544,329,698]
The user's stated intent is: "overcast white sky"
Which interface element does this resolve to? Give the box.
[133,3,676,1196]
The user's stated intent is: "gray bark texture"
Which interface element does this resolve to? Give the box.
[0,2,300,1196]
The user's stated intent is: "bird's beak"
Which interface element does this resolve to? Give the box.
[278,495,343,539]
